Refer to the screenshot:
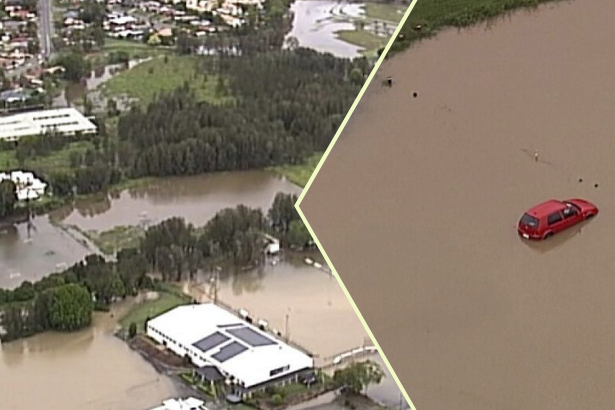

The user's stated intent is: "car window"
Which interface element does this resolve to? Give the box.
[520,213,539,228]
[562,205,578,219]
[548,212,563,225]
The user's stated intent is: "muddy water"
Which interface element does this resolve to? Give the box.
[52,171,301,232]
[299,1,615,409]
[0,301,179,410]
[1,171,300,287]
[187,254,368,362]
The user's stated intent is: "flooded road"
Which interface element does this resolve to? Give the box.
[299,0,615,409]
[0,301,179,410]
[188,253,369,362]
[1,171,300,287]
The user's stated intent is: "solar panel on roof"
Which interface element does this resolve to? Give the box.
[227,327,277,347]
[192,332,231,353]
[212,341,249,362]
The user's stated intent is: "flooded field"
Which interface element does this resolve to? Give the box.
[0,301,180,410]
[0,171,300,287]
[286,0,365,58]
[188,254,369,362]
[299,0,615,408]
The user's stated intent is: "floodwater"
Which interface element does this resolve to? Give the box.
[0,300,180,410]
[299,0,615,409]
[1,171,300,287]
[188,253,369,363]
[52,171,301,232]
[286,0,364,58]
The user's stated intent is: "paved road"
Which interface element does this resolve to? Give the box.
[38,0,54,59]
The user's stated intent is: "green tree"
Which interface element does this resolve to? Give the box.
[287,220,311,247]
[333,360,385,394]
[48,284,93,331]
[0,179,17,219]
[55,52,91,82]
[128,322,137,338]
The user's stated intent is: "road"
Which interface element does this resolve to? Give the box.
[38,0,54,59]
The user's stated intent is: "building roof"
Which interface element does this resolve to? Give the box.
[147,304,313,388]
[150,397,205,410]
[0,107,97,141]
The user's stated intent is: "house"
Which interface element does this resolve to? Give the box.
[149,397,206,410]
[0,171,47,201]
[146,303,314,398]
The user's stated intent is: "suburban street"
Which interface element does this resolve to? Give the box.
[38,0,54,59]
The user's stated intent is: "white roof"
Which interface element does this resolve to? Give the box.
[0,108,97,141]
[148,304,313,387]
[149,397,205,410]
[0,170,47,201]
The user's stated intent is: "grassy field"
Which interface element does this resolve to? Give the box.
[100,55,234,107]
[391,0,568,54]
[363,3,407,22]
[0,141,95,174]
[336,30,389,55]
[270,152,323,187]
[85,225,145,255]
[119,286,191,333]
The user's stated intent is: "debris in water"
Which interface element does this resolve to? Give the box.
[413,92,418,98]
[579,178,583,183]
[594,183,599,188]
[304,258,314,265]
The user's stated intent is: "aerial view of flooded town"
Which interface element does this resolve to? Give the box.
[0,0,410,408]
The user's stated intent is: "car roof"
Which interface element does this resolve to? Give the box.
[526,200,565,217]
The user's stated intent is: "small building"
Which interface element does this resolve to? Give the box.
[149,397,206,410]
[146,303,314,398]
[0,107,97,142]
[0,170,47,201]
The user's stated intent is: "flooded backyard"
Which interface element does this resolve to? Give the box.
[298,0,615,409]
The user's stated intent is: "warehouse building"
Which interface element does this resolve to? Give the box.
[146,303,314,398]
[0,107,97,142]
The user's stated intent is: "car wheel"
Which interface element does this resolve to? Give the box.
[585,213,595,220]
[544,232,554,240]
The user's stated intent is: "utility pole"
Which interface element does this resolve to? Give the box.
[211,266,221,304]
[284,308,291,342]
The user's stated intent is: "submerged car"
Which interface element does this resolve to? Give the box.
[518,199,598,240]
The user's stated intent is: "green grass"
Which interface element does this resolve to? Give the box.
[269,152,323,187]
[0,141,95,175]
[100,55,234,107]
[363,3,407,22]
[85,225,145,255]
[336,29,389,54]
[391,0,569,54]
[119,290,191,333]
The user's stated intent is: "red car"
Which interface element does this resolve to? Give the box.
[518,199,598,240]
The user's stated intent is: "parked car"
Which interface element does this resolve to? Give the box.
[518,199,598,240]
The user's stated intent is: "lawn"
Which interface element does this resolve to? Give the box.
[100,55,234,107]
[391,0,569,53]
[85,225,145,255]
[119,288,191,333]
[0,141,95,174]
[270,152,324,188]
[363,3,407,23]
[336,29,389,55]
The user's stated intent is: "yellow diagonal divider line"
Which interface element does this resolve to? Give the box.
[295,2,420,410]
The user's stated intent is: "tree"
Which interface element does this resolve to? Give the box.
[333,360,385,394]
[48,284,93,331]
[55,52,91,82]
[128,322,137,338]
[0,179,17,219]
[287,220,311,247]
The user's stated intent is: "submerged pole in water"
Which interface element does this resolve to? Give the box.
[386,76,393,87]
[534,149,539,162]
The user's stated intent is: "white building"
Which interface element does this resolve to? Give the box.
[0,108,97,142]
[146,303,314,397]
[0,170,47,201]
[149,397,206,410]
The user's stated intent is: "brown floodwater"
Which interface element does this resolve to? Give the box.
[1,171,300,288]
[52,171,302,232]
[187,254,369,363]
[0,300,180,410]
[299,0,615,408]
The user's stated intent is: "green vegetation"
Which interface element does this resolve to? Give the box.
[86,225,145,255]
[0,141,94,175]
[118,287,191,334]
[270,152,323,187]
[363,3,407,23]
[101,55,234,106]
[390,0,568,54]
[336,30,388,55]
[333,360,385,394]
